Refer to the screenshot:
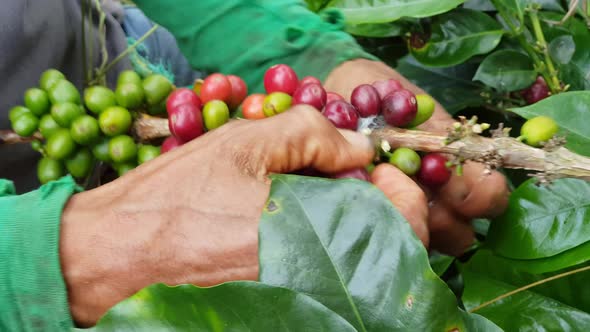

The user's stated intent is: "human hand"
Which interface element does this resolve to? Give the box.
[59,106,429,326]
[324,58,510,256]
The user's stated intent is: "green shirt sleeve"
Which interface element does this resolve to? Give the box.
[0,176,80,331]
[133,0,378,92]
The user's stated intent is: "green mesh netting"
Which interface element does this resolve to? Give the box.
[126,36,175,83]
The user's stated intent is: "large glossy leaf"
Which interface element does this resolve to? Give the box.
[396,55,485,114]
[464,0,496,11]
[488,178,590,259]
[462,251,590,331]
[326,0,465,24]
[541,14,590,90]
[345,22,403,37]
[410,9,504,67]
[89,282,356,331]
[508,91,590,156]
[473,50,536,91]
[259,175,500,331]
[429,251,455,276]
[488,240,590,275]
[462,249,590,312]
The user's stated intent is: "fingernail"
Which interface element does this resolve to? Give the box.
[339,130,374,151]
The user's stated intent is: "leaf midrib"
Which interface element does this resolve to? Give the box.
[431,30,504,47]
[278,178,368,332]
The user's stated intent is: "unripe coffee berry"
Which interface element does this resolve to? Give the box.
[263,92,292,117]
[519,116,558,147]
[407,94,435,128]
[389,148,421,176]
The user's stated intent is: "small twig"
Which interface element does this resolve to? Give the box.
[129,116,590,181]
[0,131,43,145]
[469,265,590,313]
[528,8,562,93]
[94,0,108,85]
[89,24,160,86]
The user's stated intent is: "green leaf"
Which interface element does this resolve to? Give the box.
[259,175,500,331]
[462,249,590,312]
[410,9,504,67]
[489,240,590,275]
[90,282,357,331]
[430,251,456,276]
[346,22,403,37]
[549,35,576,64]
[473,50,536,91]
[396,55,485,114]
[541,14,590,90]
[507,91,590,156]
[462,251,590,330]
[326,0,466,24]
[464,0,496,11]
[305,0,332,12]
[488,178,590,259]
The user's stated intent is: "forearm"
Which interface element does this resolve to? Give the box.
[0,177,79,331]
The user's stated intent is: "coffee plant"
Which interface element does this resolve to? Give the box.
[4,0,590,331]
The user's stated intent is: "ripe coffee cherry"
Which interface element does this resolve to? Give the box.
[332,168,370,181]
[299,76,322,87]
[522,76,549,104]
[227,75,248,110]
[168,103,204,142]
[372,79,403,99]
[200,73,232,104]
[263,92,292,117]
[382,89,417,127]
[161,136,183,153]
[241,94,266,119]
[389,148,421,176]
[292,83,327,110]
[519,116,558,147]
[322,100,359,130]
[417,153,451,188]
[351,84,381,117]
[264,64,299,95]
[326,92,344,104]
[167,88,202,114]
[407,94,435,128]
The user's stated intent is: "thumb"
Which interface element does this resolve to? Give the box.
[257,106,375,174]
